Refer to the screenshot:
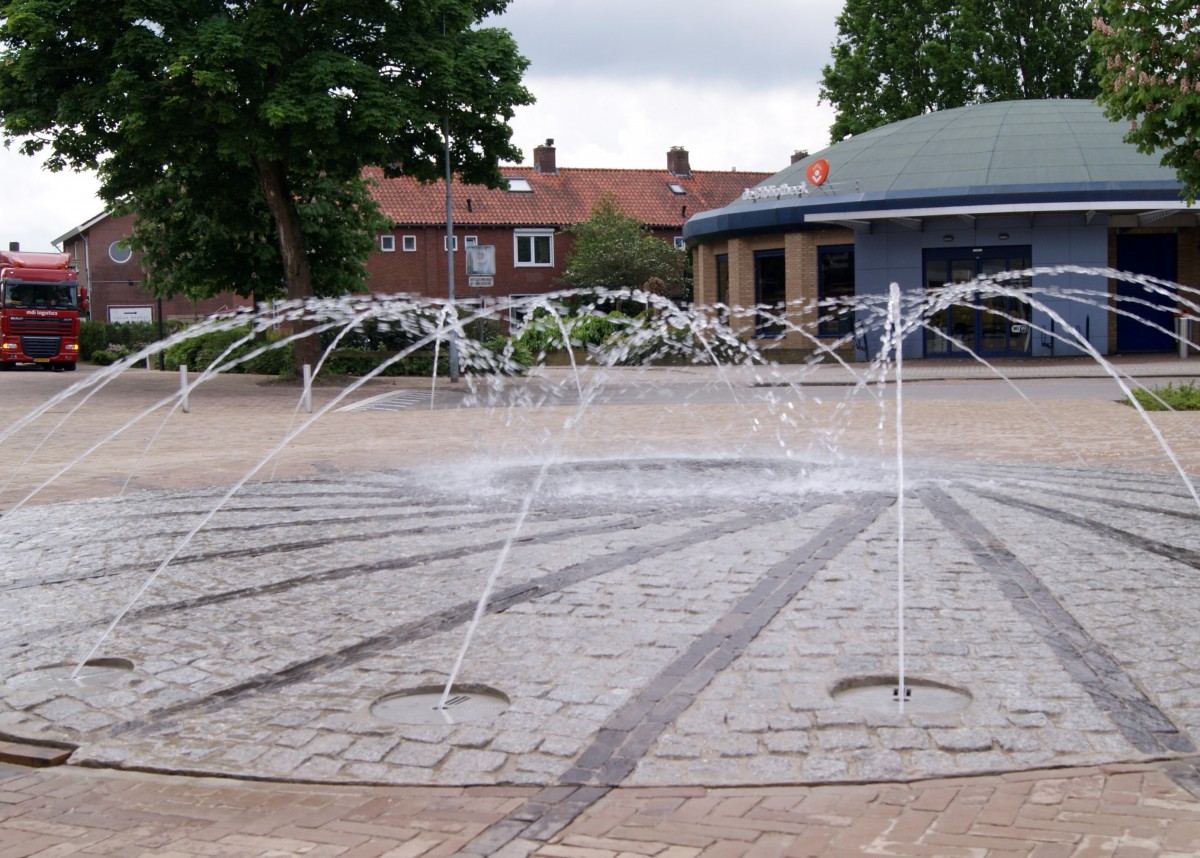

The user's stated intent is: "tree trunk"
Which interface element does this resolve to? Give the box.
[256,158,322,375]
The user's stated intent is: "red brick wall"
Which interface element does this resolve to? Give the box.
[61,214,247,323]
[364,226,575,300]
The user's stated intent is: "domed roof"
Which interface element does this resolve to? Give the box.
[687,99,1189,241]
[758,99,1174,198]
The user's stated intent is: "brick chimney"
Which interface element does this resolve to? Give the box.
[667,146,691,177]
[8,242,18,252]
[791,149,809,164]
[533,138,557,174]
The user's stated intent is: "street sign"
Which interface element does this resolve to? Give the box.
[109,306,153,323]
[466,245,496,276]
[468,276,494,288]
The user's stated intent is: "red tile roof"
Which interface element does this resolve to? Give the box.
[366,165,771,229]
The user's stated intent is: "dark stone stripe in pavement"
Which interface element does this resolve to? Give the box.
[1164,757,1200,801]
[969,488,1200,570]
[460,493,894,853]
[565,494,893,788]
[0,509,518,593]
[947,471,1200,525]
[4,505,712,649]
[921,486,1195,755]
[110,504,806,736]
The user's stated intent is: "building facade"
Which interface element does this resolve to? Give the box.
[364,142,767,319]
[53,144,767,325]
[54,213,249,324]
[685,100,1200,360]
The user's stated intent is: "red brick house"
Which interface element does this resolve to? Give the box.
[53,143,768,324]
[366,143,769,318]
[54,212,249,324]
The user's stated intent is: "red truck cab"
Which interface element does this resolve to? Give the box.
[0,250,87,372]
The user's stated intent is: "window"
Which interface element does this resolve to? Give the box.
[109,240,132,264]
[514,230,553,267]
[817,245,855,337]
[673,236,686,250]
[464,235,478,248]
[715,254,729,320]
[443,235,458,252]
[754,249,786,337]
[667,182,686,195]
[507,293,538,325]
[402,235,417,252]
[506,177,532,192]
[379,235,395,252]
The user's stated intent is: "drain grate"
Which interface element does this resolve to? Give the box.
[338,390,434,412]
[831,675,971,714]
[7,658,136,692]
[371,684,509,725]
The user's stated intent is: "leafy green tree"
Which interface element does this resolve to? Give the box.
[562,195,688,299]
[820,0,1098,142]
[0,0,533,364]
[1091,1,1200,203]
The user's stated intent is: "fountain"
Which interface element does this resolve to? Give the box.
[0,274,1198,791]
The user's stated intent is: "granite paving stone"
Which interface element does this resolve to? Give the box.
[2,360,1200,855]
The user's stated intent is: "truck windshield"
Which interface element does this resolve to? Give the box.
[2,282,77,310]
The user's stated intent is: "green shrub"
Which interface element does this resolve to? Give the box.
[1129,381,1200,411]
[90,349,119,366]
[514,310,633,356]
[160,325,293,377]
[318,348,450,378]
[80,319,187,363]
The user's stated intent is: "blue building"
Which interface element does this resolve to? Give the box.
[685,99,1199,360]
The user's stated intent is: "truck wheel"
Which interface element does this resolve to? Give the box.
[64,363,77,372]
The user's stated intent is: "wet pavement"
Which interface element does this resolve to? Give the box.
[1,358,1200,855]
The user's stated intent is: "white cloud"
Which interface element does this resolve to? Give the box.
[505,76,835,173]
[0,0,846,248]
[490,0,840,85]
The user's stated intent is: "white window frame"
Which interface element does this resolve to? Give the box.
[109,240,133,264]
[402,235,417,252]
[464,235,478,248]
[514,229,554,267]
[380,235,396,252]
[443,235,459,252]
[673,236,686,250]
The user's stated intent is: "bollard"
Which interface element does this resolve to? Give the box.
[180,365,189,413]
[1178,316,1188,360]
[302,364,313,414]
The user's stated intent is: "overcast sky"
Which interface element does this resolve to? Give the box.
[0,0,842,253]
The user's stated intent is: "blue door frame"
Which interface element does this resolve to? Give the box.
[922,246,1033,358]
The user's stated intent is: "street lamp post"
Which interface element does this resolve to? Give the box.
[443,117,460,382]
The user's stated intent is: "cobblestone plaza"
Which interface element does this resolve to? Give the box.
[2,360,1200,855]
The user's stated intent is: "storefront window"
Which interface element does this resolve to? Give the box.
[715,254,729,322]
[754,250,785,337]
[817,245,855,336]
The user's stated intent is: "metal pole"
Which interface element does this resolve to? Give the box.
[302,363,313,413]
[889,283,906,714]
[179,365,189,413]
[444,117,460,382]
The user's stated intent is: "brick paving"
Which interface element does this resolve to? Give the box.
[1,358,1199,855]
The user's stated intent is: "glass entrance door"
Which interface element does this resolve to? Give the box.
[923,247,1032,357]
